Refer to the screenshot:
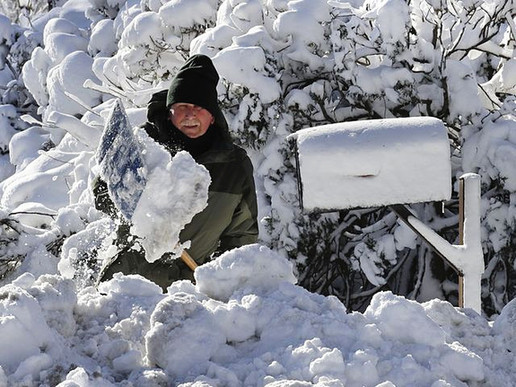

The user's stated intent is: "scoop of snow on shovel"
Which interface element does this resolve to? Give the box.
[131,130,210,263]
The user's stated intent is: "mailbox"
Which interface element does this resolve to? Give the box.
[292,117,452,211]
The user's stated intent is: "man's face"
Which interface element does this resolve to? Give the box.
[170,103,214,138]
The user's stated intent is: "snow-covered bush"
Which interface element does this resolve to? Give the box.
[209,0,516,313]
[0,14,42,180]
[0,0,54,26]
[0,0,515,317]
[0,212,24,281]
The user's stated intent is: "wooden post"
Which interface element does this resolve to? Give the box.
[457,173,484,313]
[390,204,461,273]
[458,178,465,308]
[390,173,484,313]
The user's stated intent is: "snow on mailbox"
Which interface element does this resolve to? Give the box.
[292,117,452,212]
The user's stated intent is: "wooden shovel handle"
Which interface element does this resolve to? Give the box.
[180,250,198,271]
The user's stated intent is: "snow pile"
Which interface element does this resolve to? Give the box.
[0,246,515,385]
[0,283,58,375]
[195,243,297,301]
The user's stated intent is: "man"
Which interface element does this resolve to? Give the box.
[95,54,258,289]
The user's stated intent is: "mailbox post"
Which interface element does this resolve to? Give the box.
[292,117,484,313]
[390,174,483,312]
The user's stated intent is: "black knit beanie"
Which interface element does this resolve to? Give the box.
[166,54,220,116]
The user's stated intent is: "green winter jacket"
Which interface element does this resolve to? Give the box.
[95,90,258,289]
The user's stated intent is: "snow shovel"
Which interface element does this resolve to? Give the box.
[180,250,198,271]
[97,99,199,272]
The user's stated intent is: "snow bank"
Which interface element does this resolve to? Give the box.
[195,243,297,301]
[0,274,71,376]
[2,247,514,385]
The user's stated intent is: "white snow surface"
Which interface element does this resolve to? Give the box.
[0,0,515,385]
[1,247,515,386]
